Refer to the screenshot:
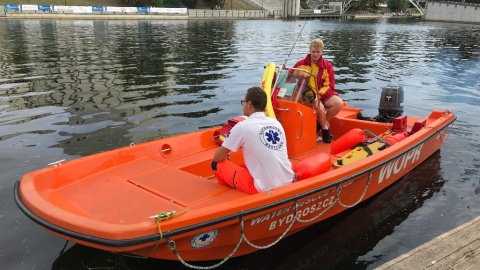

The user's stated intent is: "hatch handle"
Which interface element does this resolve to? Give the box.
[297,110,303,140]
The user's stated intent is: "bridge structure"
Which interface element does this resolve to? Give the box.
[340,0,427,16]
[225,0,480,22]
[249,0,428,17]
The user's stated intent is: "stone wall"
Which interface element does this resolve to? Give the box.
[248,0,285,13]
[426,2,480,23]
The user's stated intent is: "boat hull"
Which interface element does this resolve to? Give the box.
[15,103,455,262]
[130,116,453,261]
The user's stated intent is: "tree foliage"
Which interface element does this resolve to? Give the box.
[387,0,408,12]
[152,0,163,6]
[348,0,382,12]
[300,0,309,9]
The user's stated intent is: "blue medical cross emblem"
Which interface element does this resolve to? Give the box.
[265,129,281,144]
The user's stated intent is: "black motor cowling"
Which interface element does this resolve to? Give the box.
[356,85,405,123]
[377,85,404,122]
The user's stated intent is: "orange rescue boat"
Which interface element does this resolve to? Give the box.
[14,63,456,266]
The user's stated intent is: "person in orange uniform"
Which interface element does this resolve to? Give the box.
[293,38,344,143]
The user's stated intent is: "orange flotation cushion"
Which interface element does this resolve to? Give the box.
[294,152,331,181]
[330,128,366,155]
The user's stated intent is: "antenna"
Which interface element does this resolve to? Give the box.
[284,21,308,67]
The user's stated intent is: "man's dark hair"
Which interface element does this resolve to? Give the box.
[246,87,267,111]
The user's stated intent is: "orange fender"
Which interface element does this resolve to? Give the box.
[294,152,331,181]
[330,128,366,155]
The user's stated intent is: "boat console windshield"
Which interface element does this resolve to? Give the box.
[274,67,318,103]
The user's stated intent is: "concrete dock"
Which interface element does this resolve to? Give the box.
[376,215,480,270]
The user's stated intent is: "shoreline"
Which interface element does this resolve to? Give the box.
[0,7,416,21]
[0,12,417,21]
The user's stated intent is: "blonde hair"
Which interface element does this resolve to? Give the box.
[310,39,324,50]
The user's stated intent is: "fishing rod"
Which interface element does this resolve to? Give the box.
[283,21,308,67]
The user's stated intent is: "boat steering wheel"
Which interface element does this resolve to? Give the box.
[301,84,317,103]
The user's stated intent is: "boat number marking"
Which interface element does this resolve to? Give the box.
[250,191,334,230]
[268,195,335,230]
[190,230,218,248]
[378,143,423,184]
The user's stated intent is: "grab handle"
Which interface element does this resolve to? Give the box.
[297,110,303,140]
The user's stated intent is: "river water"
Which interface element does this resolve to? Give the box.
[0,18,479,270]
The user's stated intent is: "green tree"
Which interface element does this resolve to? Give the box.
[152,0,164,7]
[387,0,408,12]
[348,0,380,12]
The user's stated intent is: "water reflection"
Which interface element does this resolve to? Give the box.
[1,20,241,156]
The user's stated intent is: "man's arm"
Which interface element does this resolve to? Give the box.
[213,146,230,162]
[318,63,335,96]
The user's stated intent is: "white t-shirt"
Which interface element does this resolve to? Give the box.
[222,112,295,192]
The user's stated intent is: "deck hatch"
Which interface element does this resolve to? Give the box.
[129,166,229,207]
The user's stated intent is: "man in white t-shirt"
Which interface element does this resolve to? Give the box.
[212,87,295,194]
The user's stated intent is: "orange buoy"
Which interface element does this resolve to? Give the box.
[294,152,331,181]
[330,128,366,155]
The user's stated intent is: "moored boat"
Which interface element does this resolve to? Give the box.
[14,63,456,266]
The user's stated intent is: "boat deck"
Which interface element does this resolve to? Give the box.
[376,216,480,269]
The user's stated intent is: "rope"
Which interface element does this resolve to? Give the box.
[242,201,298,249]
[150,210,189,255]
[296,195,337,223]
[168,217,244,270]
[168,202,300,269]
[59,240,70,255]
[122,210,188,259]
[441,110,455,142]
[337,171,372,208]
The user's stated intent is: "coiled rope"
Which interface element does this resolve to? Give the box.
[122,210,189,259]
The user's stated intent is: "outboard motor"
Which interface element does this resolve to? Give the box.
[377,85,404,122]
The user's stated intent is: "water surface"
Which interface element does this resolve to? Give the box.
[0,18,479,269]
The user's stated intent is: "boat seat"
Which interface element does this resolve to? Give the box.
[407,118,426,135]
[392,115,407,132]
